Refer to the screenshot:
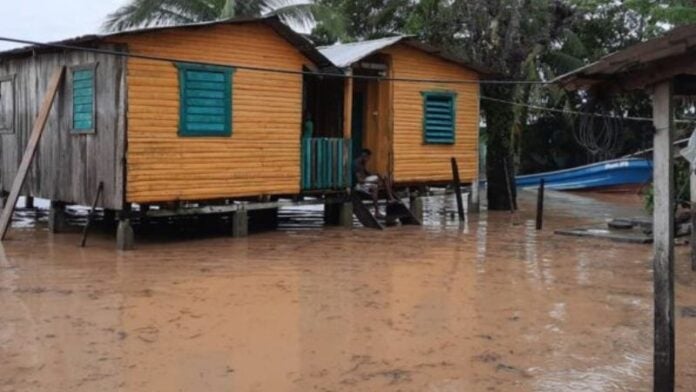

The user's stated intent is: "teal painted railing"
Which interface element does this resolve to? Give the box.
[301,138,351,191]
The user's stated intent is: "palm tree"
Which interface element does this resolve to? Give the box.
[103,0,316,32]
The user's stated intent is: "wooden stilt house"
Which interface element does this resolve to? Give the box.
[0,18,485,248]
[315,36,486,188]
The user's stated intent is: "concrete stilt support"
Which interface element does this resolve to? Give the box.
[25,196,34,209]
[232,204,248,238]
[48,201,69,233]
[470,178,480,213]
[409,193,424,222]
[339,202,353,228]
[116,205,135,251]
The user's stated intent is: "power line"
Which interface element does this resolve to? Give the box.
[4,35,693,124]
[480,95,696,124]
[0,35,554,85]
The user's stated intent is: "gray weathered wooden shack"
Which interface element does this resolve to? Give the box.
[0,46,127,211]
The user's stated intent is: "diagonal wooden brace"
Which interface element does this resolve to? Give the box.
[0,67,65,240]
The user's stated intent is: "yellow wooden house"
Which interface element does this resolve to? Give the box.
[0,17,484,247]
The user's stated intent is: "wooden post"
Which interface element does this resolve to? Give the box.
[343,73,354,191]
[80,182,104,247]
[690,202,696,272]
[232,203,248,238]
[343,72,354,139]
[470,177,480,213]
[536,179,545,231]
[691,169,696,272]
[24,196,34,209]
[652,79,675,392]
[0,67,65,240]
[48,201,68,233]
[116,204,135,251]
[451,158,465,220]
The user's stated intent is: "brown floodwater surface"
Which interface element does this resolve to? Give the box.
[1,191,695,391]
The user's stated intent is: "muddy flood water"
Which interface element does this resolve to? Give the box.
[1,191,695,391]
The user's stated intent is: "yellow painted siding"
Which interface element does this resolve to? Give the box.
[381,44,480,183]
[111,23,308,203]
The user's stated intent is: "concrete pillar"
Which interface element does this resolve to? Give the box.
[652,79,674,391]
[116,205,135,251]
[470,178,480,213]
[339,202,353,228]
[24,196,34,209]
[231,204,248,238]
[48,201,69,233]
[409,193,424,222]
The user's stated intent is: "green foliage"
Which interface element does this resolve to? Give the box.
[310,0,411,44]
[103,0,316,31]
[644,159,692,213]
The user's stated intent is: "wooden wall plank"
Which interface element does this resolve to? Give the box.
[380,44,480,183]
[0,46,127,210]
[0,67,64,240]
[109,23,311,203]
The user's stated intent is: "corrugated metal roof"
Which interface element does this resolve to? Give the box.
[318,36,406,68]
[0,16,336,71]
[318,35,490,75]
[555,24,696,90]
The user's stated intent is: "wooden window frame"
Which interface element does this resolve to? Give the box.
[421,90,457,145]
[176,63,235,137]
[0,74,15,134]
[70,63,98,135]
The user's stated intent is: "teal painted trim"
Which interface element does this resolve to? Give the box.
[71,65,97,134]
[421,91,457,145]
[300,137,352,191]
[176,62,235,137]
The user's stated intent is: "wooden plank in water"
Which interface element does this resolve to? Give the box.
[0,67,65,241]
[451,158,465,220]
[351,193,383,230]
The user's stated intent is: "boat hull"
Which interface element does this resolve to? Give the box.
[516,158,652,192]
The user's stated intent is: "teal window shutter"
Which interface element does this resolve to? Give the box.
[72,67,95,133]
[422,91,457,144]
[177,63,235,137]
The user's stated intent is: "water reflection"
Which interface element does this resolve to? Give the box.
[0,191,691,391]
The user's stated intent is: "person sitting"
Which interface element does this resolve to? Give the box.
[353,148,397,218]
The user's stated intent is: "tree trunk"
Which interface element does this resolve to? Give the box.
[483,84,516,211]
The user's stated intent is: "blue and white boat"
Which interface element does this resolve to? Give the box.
[516,158,653,192]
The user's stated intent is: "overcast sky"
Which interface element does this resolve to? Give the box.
[0,0,129,51]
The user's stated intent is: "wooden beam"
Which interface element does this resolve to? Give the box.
[0,67,65,240]
[652,79,675,392]
[343,72,354,139]
[692,168,696,272]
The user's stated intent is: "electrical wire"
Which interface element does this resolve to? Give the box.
[480,95,696,124]
[0,35,553,85]
[1,35,694,124]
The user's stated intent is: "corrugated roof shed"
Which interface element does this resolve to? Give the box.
[555,24,696,91]
[318,36,405,68]
[319,36,490,75]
